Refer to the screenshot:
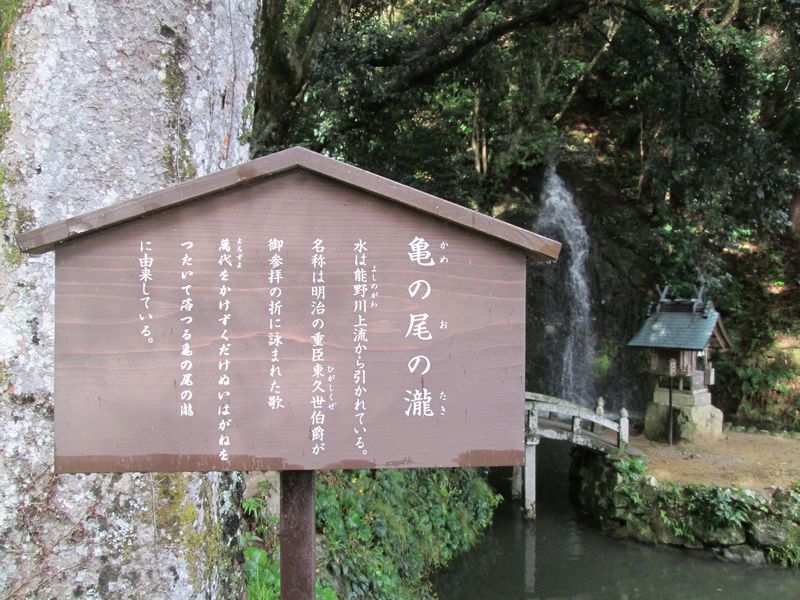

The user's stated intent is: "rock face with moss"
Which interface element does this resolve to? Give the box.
[571,447,800,568]
[0,1,257,596]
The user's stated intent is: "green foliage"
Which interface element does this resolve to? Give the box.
[241,479,340,600]
[240,483,279,553]
[253,0,800,421]
[0,1,31,270]
[716,339,800,429]
[0,0,22,140]
[243,547,340,600]
[688,486,753,530]
[653,484,758,543]
[241,469,500,599]
[767,545,800,569]
[613,456,647,508]
[764,484,800,567]
[243,547,280,599]
[655,484,697,543]
[611,458,760,544]
[316,468,500,599]
[594,455,800,566]
[0,178,33,268]
[616,456,646,481]
[593,342,620,383]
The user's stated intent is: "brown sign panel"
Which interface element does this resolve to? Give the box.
[53,169,528,473]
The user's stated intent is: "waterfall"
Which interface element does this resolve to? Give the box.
[534,165,595,404]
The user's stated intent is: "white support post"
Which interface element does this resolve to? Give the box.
[619,408,629,448]
[524,437,537,520]
[511,466,523,500]
[572,416,583,446]
[528,407,538,441]
[592,397,604,433]
[524,409,538,520]
[514,404,533,500]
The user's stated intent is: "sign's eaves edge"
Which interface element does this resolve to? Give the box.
[16,146,561,261]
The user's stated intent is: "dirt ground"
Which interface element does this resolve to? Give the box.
[629,430,800,495]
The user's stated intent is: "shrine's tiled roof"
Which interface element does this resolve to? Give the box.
[628,300,731,350]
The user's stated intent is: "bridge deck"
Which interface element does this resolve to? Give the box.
[534,417,623,454]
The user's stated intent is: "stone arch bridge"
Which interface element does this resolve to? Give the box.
[516,392,630,519]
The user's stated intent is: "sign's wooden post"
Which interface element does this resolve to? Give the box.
[16,147,560,597]
[280,471,316,599]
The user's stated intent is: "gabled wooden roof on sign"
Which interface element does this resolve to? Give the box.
[16,146,561,261]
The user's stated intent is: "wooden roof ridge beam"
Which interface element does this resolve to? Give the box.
[16,146,561,261]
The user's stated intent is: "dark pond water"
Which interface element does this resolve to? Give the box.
[434,439,800,600]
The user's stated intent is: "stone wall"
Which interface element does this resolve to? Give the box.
[571,447,800,568]
[0,1,258,597]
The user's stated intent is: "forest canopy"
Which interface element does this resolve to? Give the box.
[252,0,799,417]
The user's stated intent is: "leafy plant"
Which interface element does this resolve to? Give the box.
[315,468,500,599]
[243,547,341,600]
[616,456,646,481]
[655,484,697,543]
[243,547,280,600]
[0,0,22,140]
[593,342,620,383]
[611,457,648,510]
[240,480,280,554]
[241,468,500,599]
[688,486,752,530]
[767,545,800,569]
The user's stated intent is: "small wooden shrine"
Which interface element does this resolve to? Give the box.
[628,286,731,439]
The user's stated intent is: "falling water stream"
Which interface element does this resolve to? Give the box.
[534,166,595,404]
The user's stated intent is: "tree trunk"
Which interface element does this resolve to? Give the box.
[0,1,258,597]
[252,0,347,156]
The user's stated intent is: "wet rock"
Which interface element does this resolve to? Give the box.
[751,517,800,548]
[691,522,746,547]
[616,516,656,543]
[721,544,767,566]
[650,517,703,549]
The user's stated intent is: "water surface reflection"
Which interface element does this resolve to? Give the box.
[434,440,800,599]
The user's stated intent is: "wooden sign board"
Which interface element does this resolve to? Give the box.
[19,148,560,473]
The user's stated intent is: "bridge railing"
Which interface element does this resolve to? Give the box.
[524,392,629,450]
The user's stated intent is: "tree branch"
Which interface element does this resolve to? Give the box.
[717,0,740,29]
[610,0,691,77]
[553,13,622,124]
[295,0,351,71]
[380,0,590,97]
[367,0,497,68]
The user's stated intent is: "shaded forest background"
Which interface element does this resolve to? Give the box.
[252,0,800,426]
